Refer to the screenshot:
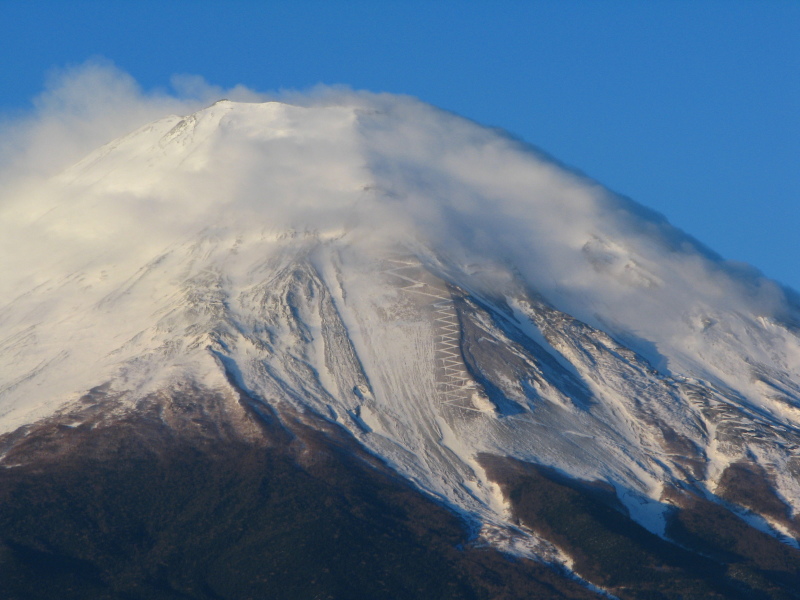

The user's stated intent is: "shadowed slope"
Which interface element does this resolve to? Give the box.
[0,384,598,600]
[480,454,800,600]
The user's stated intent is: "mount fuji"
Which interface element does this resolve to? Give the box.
[2,95,800,599]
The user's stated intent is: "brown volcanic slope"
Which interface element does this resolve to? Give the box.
[0,382,598,600]
[1,378,799,599]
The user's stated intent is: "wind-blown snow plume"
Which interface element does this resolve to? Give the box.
[2,62,795,371]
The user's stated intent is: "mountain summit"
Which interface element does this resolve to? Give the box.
[2,97,800,599]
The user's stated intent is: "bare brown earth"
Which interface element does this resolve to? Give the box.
[480,454,800,600]
[0,383,599,600]
[3,380,800,599]
[716,461,800,539]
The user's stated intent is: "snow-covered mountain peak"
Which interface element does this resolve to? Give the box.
[2,95,800,558]
[59,98,366,215]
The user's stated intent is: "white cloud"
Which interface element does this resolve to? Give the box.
[0,59,797,393]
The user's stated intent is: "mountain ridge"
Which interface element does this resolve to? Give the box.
[2,95,800,598]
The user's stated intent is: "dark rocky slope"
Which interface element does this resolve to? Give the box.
[480,455,800,600]
[0,385,597,600]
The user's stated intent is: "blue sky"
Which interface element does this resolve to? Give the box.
[1,0,798,290]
